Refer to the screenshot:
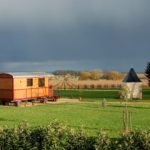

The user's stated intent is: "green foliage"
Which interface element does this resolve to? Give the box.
[0,97,150,137]
[66,128,95,150]
[143,88,150,99]
[0,122,149,150]
[56,88,150,100]
[145,62,150,86]
[0,122,95,150]
[56,89,120,99]
[30,122,71,150]
[94,130,150,150]
[116,130,150,150]
[95,131,111,150]
[0,122,32,150]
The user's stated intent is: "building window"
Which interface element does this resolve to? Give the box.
[38,78,45,87]
[27,78,33,86]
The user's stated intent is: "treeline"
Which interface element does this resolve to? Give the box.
[79,70,124,80]
[52,70,79,76]
[52,70,124,80]
[0,122,149,150]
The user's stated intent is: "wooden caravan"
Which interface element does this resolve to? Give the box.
[0,72,55,103]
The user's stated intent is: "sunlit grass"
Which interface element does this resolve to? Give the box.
[0,101,150,137]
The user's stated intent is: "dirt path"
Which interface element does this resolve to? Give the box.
[19,98,150,107]
[49,98,150,105]
[108,101,150,105]
[48,98,80,104]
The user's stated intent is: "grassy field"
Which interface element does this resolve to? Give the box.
[142,88,150,99]
[55,88,150,100]
[0,101,150,137]
[55,89,120,100]
[0,88,149,137]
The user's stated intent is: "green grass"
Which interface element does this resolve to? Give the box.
[55,89,120,99]
[143,88,150,99]
[0,102,150,137]
[0,88,149,137]
[55,88,150,100]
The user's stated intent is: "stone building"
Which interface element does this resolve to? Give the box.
[122,68,142,99]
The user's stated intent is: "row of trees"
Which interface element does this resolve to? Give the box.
[52,62,150,83]
[52,70,79,76]
[52,70,124,80]
[78,62,150,83]
[79,70,124,80]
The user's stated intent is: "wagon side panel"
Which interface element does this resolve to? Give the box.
[13,78,27,100]
[0,74,13,101]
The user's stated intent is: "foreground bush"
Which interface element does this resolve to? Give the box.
[116,130,150,150]
[0,122,149,150]
[0,122,95,150]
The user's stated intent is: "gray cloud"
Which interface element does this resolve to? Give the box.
[0,0,150,71]
[0,0,150,29]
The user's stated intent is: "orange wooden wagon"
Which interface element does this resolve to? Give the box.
[0,72,58,105]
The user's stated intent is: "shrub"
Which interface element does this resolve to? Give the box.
[0,122,32,150]
[95,130,150,150]
[79,70,103,80]
[97,84,102,89]
[79,72,91,80]
[0,122,149,150]
[90,84,95,89]
[30,122,95,150]
[90,70,103,80]
[94,131,111,150]
[83,84,88,89]
[103,71,124,80]
[116,130,150,150]
[0,122,95,150]
[67,128,95,150]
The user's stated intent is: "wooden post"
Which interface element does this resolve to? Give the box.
[32,99,35,106]
[102,98,107,108]
[24,101,27,107]
[15,101,21,107]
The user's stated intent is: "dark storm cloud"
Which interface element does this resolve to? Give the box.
[0,0,150,71]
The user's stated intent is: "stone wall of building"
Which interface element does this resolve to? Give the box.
[122,83,142,99]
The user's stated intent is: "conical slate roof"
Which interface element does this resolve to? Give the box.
[123,68,141,82]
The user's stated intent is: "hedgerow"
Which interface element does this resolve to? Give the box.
[0,122,149,150]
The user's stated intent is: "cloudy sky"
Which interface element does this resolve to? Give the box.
[0,0,150,72]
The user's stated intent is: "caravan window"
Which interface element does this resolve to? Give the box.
[38,78,45,87]
[27,78,33,86]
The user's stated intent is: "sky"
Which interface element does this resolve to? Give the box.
[0,0,150,72]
